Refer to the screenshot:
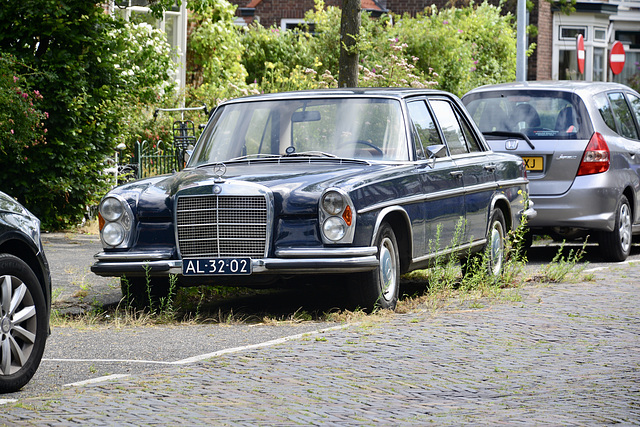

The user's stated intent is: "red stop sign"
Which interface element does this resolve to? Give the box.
[610,41,626,75]
[576,34,585,74]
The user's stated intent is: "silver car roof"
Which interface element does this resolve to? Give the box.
[465,81,637,98]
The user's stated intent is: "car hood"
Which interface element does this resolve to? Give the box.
[118,161,401,218]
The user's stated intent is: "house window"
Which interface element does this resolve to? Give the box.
[560,27,586,41]
[558,49,585,81]
[593,47,606,82]
[280,19,315,33]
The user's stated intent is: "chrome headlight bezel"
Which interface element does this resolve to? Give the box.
[319,188,356,244]
[99,194,134,249]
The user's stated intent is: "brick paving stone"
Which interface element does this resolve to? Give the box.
[1,265,639,425]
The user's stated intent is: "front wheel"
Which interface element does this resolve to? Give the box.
[462,209,506,279]
[348,222,400,311]
[599,195,632,262]
[0,254,48,393]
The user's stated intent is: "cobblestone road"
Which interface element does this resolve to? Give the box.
[1,264,639,425]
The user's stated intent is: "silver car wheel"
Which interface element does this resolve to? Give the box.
[1,274,37,376]
[618,202,632,255]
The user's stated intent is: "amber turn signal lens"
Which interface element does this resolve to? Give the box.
[98,212,105,231]
[342,205,352,226]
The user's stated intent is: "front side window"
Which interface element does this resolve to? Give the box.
[628,94,640,130]
[407,100,442,159]
[190,98,409,165]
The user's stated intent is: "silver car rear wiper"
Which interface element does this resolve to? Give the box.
[482,131,536,150]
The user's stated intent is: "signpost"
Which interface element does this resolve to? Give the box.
[577,34,585,74]
[610,41,626,75]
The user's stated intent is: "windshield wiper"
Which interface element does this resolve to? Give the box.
[285,151,338,158]
[482,131,535,150]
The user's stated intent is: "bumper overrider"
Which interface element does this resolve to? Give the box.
[91,246,379,277]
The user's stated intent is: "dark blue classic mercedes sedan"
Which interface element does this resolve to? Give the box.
[92,89,534,311]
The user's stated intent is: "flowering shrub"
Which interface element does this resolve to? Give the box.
[0,54,48,166]
[109,21,176,104]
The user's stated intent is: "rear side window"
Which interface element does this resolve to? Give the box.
[430,99,468,155]
[463,90,592,140]
[596,92,640,140]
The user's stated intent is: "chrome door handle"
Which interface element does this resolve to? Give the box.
[450,170,463,179]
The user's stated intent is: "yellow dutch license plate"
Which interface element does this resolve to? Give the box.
[522,156,544,171]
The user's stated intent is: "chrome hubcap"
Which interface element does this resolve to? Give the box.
[379,237,397,301]
[489,221,505,276]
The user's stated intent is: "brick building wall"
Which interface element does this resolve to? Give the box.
[535,0,553,80]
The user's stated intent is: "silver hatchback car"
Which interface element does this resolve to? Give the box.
[463,81,640,261]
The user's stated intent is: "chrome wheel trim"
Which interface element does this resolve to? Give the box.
[619,202,632,254]
[489,220,505,276]
[379,237,398,302]
[0,274,37,376]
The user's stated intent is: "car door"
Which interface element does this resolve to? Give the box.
[429,98,498,244]
[406,99,466,258]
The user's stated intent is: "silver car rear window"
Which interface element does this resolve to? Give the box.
[463,90,592,140]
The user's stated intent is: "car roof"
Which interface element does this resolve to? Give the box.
[465,81,637,98]
[220,88,453,106]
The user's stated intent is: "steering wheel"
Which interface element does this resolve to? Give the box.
[347,140,384,157]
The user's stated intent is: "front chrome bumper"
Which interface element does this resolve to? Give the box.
[91,246,379,277]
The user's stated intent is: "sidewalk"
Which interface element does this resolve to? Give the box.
[2,262,638,425]
[42,232,121,314]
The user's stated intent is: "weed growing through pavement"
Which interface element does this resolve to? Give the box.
[530,239,588,283]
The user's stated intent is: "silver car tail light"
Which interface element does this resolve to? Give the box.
[577,132,610,176]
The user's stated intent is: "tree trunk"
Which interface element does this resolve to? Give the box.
[338,0,361,88]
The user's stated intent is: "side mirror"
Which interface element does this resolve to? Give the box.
[426,144,447,159]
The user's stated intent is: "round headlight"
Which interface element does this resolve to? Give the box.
[323,217,347,241]
[100,197,124,222]
[102,222,125,247]
[322,192,344,215]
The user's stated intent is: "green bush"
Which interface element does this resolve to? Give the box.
[0,1,176,229]
[235,0,514,96]
[392,3,516,96]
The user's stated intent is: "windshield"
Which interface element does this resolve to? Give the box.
[463,90,592,140]
[189,97,409,165]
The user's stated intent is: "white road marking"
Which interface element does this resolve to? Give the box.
[45,324,351,388]
[0,399,18,405]
[64,374,130,387]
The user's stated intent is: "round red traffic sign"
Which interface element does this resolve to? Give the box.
[610,41,626,75]
[576,34,585,74]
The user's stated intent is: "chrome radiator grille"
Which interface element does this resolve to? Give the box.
[176,195,268,258]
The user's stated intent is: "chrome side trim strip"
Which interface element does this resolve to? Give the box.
[275,247,378,258]
[94,251,173,261]
[410,239,486,264]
